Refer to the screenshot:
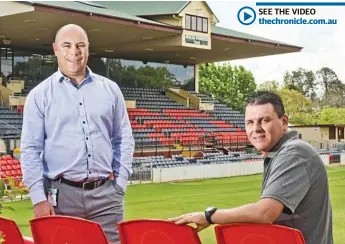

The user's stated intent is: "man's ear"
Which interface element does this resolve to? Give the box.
[282,114,289,130]
[52,43,58,56]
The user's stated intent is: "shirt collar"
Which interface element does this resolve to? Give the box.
[266,130,298,158]
[57,66,94,83]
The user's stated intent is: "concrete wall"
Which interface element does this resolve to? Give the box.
[0,85,14,105]
[341,153,345,165]
[166,89,189,106]
[7,80,24,93]
[9,95,26,106]
[199,103,214,111]
[320,154,330,166]
[178,88,200,109]
[125,100,136,109]
[152,161,264,183]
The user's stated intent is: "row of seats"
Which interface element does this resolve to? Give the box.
[0,155,23,178]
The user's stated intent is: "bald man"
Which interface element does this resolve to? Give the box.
[20,24,135,243]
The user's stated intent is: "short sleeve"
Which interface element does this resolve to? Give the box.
[261,151,310,213]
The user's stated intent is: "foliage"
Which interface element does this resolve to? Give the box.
[0,231,4,243]
[107,60,176,89]
[278,88,313,118]
[0,178,19,214]
[257,80,281,92]
[283,67,317,100]
[316,67,341,94]
[317,107,345,124]
[199,63,256,111]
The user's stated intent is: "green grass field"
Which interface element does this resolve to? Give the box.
[2,166,345,243]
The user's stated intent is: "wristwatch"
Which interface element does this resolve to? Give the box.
[205,206,217,224]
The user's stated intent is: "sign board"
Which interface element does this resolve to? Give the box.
[185,35,208,46]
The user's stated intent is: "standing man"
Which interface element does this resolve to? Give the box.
[169,91,333,244]
[20,24,135,243]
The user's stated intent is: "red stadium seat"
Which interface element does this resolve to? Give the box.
[1,155,12,160]
[0,216,34,244]
[215,223,306,244]
[117,219,201,244]
[30,216,114,244]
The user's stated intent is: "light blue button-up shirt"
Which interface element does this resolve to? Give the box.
[20,68,135,205]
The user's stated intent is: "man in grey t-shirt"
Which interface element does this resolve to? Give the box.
[169,91,333,244]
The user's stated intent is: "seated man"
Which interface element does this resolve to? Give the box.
[169,91,333,244]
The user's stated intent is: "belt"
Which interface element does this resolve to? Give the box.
[57,177,108,190]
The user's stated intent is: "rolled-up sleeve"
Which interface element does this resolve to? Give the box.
[111,84,135,192]
[20,89,46,205]
[261,150,310,213]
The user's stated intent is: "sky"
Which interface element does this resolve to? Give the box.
[207,1,345,85]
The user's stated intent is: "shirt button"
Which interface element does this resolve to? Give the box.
[83,121,85,124]
[79,103,82,105]
[88,154,91,157]
[86,137,89,140]
[89,171,92,174]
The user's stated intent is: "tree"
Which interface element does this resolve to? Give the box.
[317,107,345,124]
[257,80,281,92]
[316,67,340,94]
[321,86,345,108]
[199,63,256,111]
[107,60,176,88]
[315,67,345,108]
[283,68,317,100]
[278,88,313,115]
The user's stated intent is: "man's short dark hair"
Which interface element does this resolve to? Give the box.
[245,91,285,118]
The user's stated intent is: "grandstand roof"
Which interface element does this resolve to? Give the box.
[0,1,302,64]
[24,1,173,26]
[95,1,220,22]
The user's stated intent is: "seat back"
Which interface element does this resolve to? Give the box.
[30,216,109,244]
[0,216,25,244]
[215,223,306,244]
[117,219,201,244]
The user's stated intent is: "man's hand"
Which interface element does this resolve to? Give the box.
[34,200,55,218]
[168,212,210,232]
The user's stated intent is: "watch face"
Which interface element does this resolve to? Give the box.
[206,207,215,212]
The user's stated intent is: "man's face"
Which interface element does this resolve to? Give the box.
[245,103,288,154]
[53,28,89,78]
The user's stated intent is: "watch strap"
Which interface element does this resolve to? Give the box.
[205,207,217,224]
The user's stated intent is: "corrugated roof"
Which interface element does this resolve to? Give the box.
[26,1,170,26]
[211,25,301,48]
[96,1,189,16]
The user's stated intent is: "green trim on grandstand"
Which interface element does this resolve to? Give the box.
[211,26,300,48]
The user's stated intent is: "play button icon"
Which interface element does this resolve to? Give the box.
[237,6,256,25]
[244,12,252,21]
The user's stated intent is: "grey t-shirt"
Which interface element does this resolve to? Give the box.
[261,131,333,244]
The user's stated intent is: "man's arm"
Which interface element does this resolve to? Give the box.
[111,84,135,192]
[169,149,309,231]
[211,198,284,224]
[20,89,46,205]
[21,88,54,217]
[168,198,283,231]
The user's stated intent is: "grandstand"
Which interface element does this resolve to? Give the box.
[1,1,343,184]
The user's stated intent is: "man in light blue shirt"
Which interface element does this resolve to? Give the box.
[20,24,134,243]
